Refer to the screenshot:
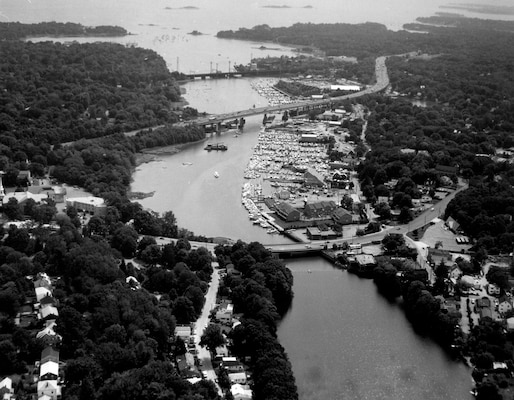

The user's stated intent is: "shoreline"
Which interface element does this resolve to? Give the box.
[135,137,208,166]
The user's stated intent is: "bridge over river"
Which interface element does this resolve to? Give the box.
[192,56,389,130]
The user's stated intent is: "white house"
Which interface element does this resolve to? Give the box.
[37,380,61,400]
[0,377,14,400]
[35,287,52,302]
[216,303,234,324]
[39,360,59,380]
[228,372,247,385]
[231,384,252,400]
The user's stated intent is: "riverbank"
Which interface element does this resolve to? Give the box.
[135,137,208,166]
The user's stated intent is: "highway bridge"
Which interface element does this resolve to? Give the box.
[192,56,390,131]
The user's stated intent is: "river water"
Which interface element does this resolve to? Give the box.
[6,1,485,398]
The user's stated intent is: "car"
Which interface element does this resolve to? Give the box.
[430,207,435,211]
[305,244,311,248]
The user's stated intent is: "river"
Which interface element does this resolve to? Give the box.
[6,1,481,398]
[131,78,473,399]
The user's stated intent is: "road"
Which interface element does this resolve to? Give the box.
[193,263,223,395]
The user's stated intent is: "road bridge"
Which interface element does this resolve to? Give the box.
[192,56,389,131]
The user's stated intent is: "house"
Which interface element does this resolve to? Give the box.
[487,284,501,296]
[35,287,52,302]
[222,357,245,373]
[445,216,460,233]
[41,347,59,365]
[231,383,252,400]
[216,303,234,324]
[0,377,14,400]
[348,254,376,275]
[40,295,57,307]
[34,273,52,289]
[228,372,247,385]
[476,297,492,319]
[498,298,512,316]
[17,170,32,186]
[37,380,61,400]
[376,196,389,204]
[226,264,242,277]
[40,304,59,321]
[40,360,59,380]
[215,344,230,358]
[175,325,192,341]
[449,265,462,280]
[332,207,352,225]
[275,202,300,222]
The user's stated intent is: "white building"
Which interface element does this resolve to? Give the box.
[231,384,252,400]
[66,196,107,216]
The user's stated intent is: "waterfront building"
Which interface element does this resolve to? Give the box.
[66,196,107,216]
[275,202,301,222]
[332,207,353,225]
[304,201,337,219]
[306,227,339,240]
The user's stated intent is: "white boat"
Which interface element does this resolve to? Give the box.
[214,171,219,178]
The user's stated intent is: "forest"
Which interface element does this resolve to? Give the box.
[0,21,128,40]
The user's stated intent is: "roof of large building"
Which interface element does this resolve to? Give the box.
[66,196,106,207]
[276,202,298,214]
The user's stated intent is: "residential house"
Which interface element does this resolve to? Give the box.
[216,303,234,324]
[41,347,59,365]
[231,383,252,400]
[39,360,59,381]
[226,264,242,277]
[37,380,61,400]
[35,287,52,302]
[215,344,230,358]
[348,254,376,275]
[228,372,247,385]
[0,377,14,400]
[475,297,492,319]
[222,357,245,373]
[487,284,501,296]
[498,297,513,316]
[34,273,52,289]
[445,216,460,233]
[376,196,389,204]
[40,305,59,322]
[175,325,192,341]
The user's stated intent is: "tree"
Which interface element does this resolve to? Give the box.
[340,194,353,210]
[199,324,226,353]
